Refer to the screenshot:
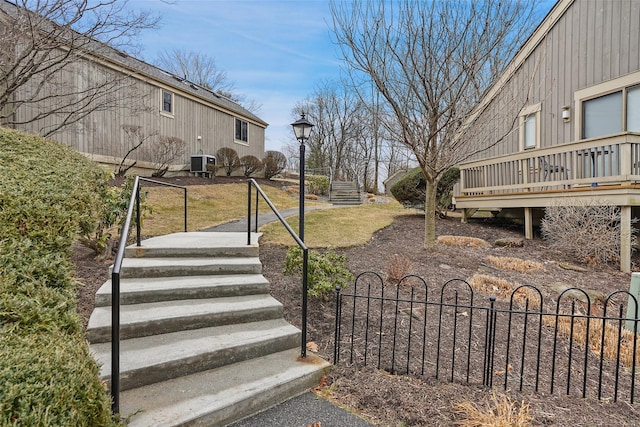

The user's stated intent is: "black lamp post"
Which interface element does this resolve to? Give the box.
[291,113,314,242]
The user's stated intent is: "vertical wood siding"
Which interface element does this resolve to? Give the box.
[463,0,640,162]
[12,53,266,166]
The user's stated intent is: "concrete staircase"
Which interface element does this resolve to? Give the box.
[330,181,362,205]
[87,231,330,427]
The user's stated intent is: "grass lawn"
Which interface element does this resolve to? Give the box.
[259,201,411,248]
[141,183,304,236]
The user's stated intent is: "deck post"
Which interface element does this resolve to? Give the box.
[524,207,533,240]
[621,205,632,273]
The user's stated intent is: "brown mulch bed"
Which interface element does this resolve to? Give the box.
[74,177,640,426]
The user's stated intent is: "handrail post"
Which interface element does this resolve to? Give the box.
[247,181,252,245]
[183,188,188,232]
[255,188,259,233]
[136,187,141,247]
[302,248,309,358]
[111,272,120,413]
[247,178,309,360]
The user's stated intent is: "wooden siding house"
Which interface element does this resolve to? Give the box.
[0,1,267,176]
[456,0,640,272]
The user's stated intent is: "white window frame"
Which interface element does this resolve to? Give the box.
[161,89,174,117]
[519,103,541,151]
[234,118,248,144]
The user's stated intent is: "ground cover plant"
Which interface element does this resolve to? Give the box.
[0,127,120,425]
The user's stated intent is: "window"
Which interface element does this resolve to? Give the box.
[162,90,174,115]
[582,91,622,139]
[235,118,248,143]
[523,113,537,149]
[627,85,640,133]
[575,71,640,139]
[519,103,540,151]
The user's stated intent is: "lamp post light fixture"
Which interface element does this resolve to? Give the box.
[291,113,314,242]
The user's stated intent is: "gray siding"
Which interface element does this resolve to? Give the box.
[463,0,640,162]
[12,47,266,168]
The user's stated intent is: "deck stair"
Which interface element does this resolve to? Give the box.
[330,181,362,205]
[87,231,330,427]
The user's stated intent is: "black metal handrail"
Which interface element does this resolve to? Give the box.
[110,176,187,413]
[246,178,309,359]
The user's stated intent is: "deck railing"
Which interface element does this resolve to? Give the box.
[458,133,640,196]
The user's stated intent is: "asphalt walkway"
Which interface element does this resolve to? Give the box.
[207,205,373,427]
[227,392,372,427]
[203,205,335,232]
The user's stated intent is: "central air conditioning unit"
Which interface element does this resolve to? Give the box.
[190,154,216,173]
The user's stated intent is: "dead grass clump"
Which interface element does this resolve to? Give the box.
[469,274,640,367]
[487,256,544,274]
[552,315,640,367]
[469,274,541,308]
[386,254,412,283]
[438,235,490,248]
[454,391,533,427]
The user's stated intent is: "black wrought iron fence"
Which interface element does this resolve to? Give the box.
[334,272,640,404]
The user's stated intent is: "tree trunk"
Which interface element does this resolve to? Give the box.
[424,179,437,250]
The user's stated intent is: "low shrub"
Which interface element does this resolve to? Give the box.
[80,174,149,256]
[0,127,120,425]
[389,167,459,215]
[541,201,637,265]
[307,175,329,195]
[263,150,287,179]
[283,246,353,299]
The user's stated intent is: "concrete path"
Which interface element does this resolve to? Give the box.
[207,205,373,427]
[203,206,335,232]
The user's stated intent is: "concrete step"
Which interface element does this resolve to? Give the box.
[116,256,262,278]
[118,348,331,427]
[87,294,283,343]
[125,232,260,258]
[95,274,270,307]
[91,319,301,391]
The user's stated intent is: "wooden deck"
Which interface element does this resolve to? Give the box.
[456,133,640,272]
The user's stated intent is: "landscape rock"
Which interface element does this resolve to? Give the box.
[494,237,524,247]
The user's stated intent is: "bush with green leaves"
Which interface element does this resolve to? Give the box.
[307,175,330,195]
[79,174,149,256]
[283,246,353,299]
[0,127,121,425]
[389,166,460,215]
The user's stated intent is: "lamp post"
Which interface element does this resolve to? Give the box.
[291,113,314,242]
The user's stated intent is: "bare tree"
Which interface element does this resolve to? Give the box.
[0,0,159,136]
[155,49,232,93]
[155,49,262,114]
[294,81,369,183]
[330,0,538,249]
[117,125,157,176]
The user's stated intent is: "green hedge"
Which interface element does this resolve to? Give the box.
[389,166,460,211]
[0,127,121,425]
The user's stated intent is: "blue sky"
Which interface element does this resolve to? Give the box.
[129,0,342,152]
[128,0,556,154]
